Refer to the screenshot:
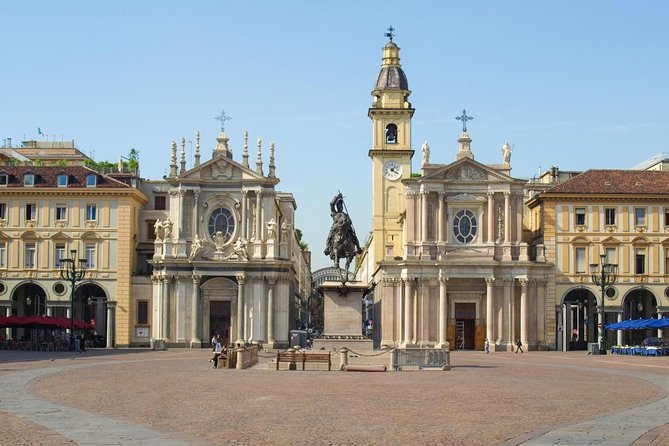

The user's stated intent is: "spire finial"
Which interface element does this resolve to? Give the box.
[384,25,395,42]
[242,130,249,168]
[214,109,232,132]
[180,137,186,174]
[169,140,178,177]
[256,138,263,175]
[194,131,201,166]
[269,142,276,178]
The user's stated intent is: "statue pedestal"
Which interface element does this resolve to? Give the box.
[266,240,276,259]
[312,281,373,352]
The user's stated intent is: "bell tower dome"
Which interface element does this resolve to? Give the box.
[368,28,415,264]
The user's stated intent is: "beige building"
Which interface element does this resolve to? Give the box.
[132,131,311,348]
[357,38,552,351]
[0,164,147,347]
[527,169,669,350]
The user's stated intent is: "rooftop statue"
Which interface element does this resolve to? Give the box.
[324,192,362,284]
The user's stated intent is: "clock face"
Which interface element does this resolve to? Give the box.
[382,161,402,181]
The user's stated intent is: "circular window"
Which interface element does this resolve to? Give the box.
[53,282,66,295]
[208,207,235,243]
[0,282,6,295]
[452,209,477,244]
[605,287,617,300]
[665,287,669,299]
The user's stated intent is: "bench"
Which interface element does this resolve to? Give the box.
[276,351,331,371]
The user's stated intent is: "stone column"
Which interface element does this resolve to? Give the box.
[564,304,572,351]
[235,275,246,346]
[255,192,263,242]
[657,311,663,339]
[106,301,116,348]
[516,193,524,243]
[161,276,171,340]
[502,278,512,347]
[617,312,624,346]
[535,280,545,347]
[437,192,445,244]
[487,192,495,244]
[486,277,495,344]
[519,278,528,347]
[504,192,511,243]
[267,277,276,347]
[403,279,413,346]
[421,190,428,243]
[4,306,10,340]
[406,192,417,248]
[192,191,200,238]
[578,302,585,342]
[438,276,449,348]
[241,190,248,240]
[190,274,201,347]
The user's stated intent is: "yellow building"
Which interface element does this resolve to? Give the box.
[527,169,669,350]
[0,165,147,347]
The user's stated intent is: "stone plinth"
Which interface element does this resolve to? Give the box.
[312,281,373,352]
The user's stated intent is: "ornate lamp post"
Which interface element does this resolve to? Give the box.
[590,253,618,355]
[59,249,87,351]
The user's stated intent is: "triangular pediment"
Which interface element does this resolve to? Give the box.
[447,193,486,202]
[422,158,516,183]
[178,154,268,183]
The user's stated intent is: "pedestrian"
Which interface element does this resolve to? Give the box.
[211,333,217,352]
[484,338,490,354]
[212,338,223,368]
[515,338,524,353]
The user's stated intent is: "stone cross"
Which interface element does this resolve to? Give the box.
[384,26,395,42]
[456,109,474,132]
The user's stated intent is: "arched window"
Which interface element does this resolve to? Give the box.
[385,124,397,144]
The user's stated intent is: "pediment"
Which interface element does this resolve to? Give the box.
[423,158,515,183]
[601,236,620,245]
[50,231,71,240]
[180,155,266,182]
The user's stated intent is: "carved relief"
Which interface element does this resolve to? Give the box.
[444,164,487,181]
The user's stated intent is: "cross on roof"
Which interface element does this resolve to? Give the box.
[384,26,395,42]
[214,110,232,132]
[455,109,474,132]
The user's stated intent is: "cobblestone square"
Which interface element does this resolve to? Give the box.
[2,350,669,445]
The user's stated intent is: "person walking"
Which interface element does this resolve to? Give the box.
[212,337,223,368]
[484,338,490,354]
[515,338,524,353]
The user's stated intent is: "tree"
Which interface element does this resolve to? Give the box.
[295,228,309,251]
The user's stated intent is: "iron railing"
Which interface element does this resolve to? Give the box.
[392,348,451,371]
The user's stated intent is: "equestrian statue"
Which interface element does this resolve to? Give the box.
[324,192,362,284]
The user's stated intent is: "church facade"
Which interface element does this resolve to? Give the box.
[131,131,311,349]
[357,39,553,351]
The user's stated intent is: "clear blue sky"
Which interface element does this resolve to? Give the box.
[2,2,668,270]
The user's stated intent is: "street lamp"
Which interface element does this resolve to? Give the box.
[59,249,87,351]
[590,253,618,355]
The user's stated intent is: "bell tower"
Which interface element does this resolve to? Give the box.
[368,31,414,263]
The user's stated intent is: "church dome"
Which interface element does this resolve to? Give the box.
[375,66,408,91]
[374,40,409,91]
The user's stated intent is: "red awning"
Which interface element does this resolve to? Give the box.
[0,315,93,330]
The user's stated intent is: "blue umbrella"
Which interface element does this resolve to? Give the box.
[646,318,669,329]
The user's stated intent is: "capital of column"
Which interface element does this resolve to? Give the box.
[241,189,249,197]
[504,191,511,197]
[406,191,419,199]
[518,277,529,288]
[264,274,277,284]
[487,191,495,197]
[191,274,201,284]
[236,274,246,285]
[485,276,495,286]
[256,191,263,199]
[438,276,449,285]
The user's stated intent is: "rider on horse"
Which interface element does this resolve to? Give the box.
[324,193,362,259]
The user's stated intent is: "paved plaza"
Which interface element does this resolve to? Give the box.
[1,349,669,445]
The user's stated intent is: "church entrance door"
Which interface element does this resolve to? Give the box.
[210,301,231,347]
[455,303,476,350]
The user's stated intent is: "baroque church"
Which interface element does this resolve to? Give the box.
[357,37,553,351]
[134,130,311,349]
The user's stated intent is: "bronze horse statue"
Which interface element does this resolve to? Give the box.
[324,193,362,284]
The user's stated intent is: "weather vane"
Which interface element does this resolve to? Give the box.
[214,109,232,132]
[384,25,395,42]
[455,109,474,132]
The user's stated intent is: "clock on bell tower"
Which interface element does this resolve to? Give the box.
[368,30,414,264]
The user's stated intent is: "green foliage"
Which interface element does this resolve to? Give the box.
[410,172,421,178]
[295,228,309,251]
[84,149,140,174]
[55,159,68,167]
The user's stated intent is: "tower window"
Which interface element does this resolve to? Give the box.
[385,124,398,144]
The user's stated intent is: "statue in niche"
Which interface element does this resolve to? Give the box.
[324,192,362,284]
[232,238,249,260]
[280,221,291,242]
[213,231,227,252]
[501,141,512,165]
[154,219,164,241]
[421,141,430,167]
[189,234,204,260]
[266,218,277,240]
[162,217,174,240]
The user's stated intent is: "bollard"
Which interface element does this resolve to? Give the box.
[287,347,297,371]
[339,347,349,371]
[236,348,243,369]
